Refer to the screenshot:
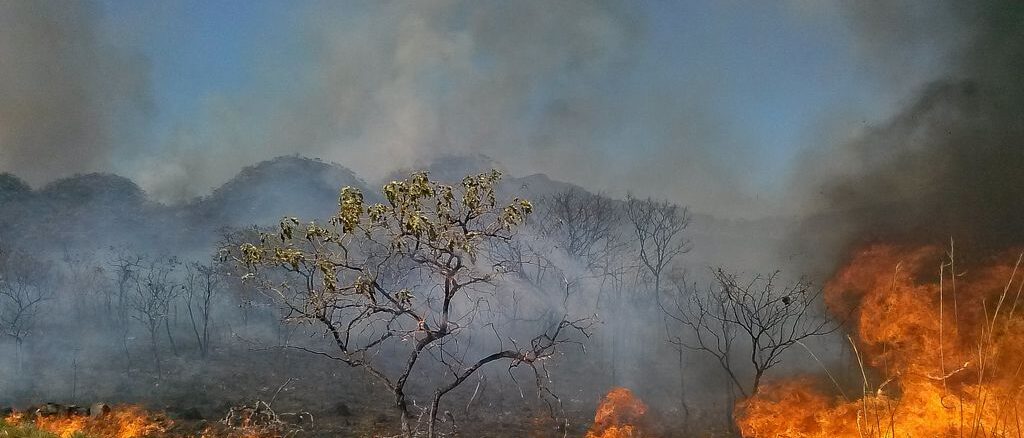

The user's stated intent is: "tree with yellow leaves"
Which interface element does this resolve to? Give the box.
[230,169,592,438]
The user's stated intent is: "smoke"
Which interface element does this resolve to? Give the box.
[0,1,152,187]
[137,0,647,203]
[121,1,764,218]
[794,1,1024,253]
[0,1,798,218]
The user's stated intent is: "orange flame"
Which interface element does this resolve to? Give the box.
[736,244,1024,437]
[586,387,649,438]
[5,405,168,438]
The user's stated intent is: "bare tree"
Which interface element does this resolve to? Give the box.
[0,246,53,369]
[129,256,181,376]
[108,248,143,369]
[232,170,593,438]
[624,195,691,418]
[109,248,144,323]
[625,195,692,297]
[60,248,108,320]
[664,268,835,398]
[183,261,220,358]
[536,189,626,273]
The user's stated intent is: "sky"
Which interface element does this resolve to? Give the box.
[0,1,964,218]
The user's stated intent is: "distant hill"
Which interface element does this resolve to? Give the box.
[0,154,809,276]
[185,155,373,229]
[0,173,165,251]
[0,156,373,254]
[0,173,31,204]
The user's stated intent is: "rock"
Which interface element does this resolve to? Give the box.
[67,405,89,416]
[37,402,63,417]
[89,403,111,418]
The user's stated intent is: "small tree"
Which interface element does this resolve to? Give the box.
[664,268,835,398]
[625,195,691,297]
[183,261,220,358]
[0,247,53,369]
[233,170,592,438]
[108,248,143,369]
[536,189,626,272]
[129,256,181,376]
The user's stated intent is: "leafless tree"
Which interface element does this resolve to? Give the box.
[232,170,594,438]
[108,248,143,369]
[625,195,692,298]
[0,246,54,369]
[110,248,144,318]
[184,261,220,358]
[664,268,835,398]
[60,248,108,320]
[129,256,181,376]
[536,189,627,274]
[623,195,692,415]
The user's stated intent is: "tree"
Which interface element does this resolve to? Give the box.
[535,189,626,274]
[625,195,691,418]
[0,246,53,369]
[183,261,220,358]
[108,248,143,369]
[129,256,181,376]
[663,268,835,398]
[232,170,592,438]
[531,189,644,385]
[625,195,691,298]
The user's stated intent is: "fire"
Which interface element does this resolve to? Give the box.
[737,244,1024,437]
[586,387,650,438]
[4,405,168,438]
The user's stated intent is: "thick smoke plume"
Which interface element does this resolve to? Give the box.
[0,1,151,187]
[799,1,1024,254]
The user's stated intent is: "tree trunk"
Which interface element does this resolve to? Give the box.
[15,338,24,373]
[397,391,413,438]
[165,318,179,357]
[678,348,691,434]
[150,328,162,377]
[428,392,442,438]
[201,302,210,358]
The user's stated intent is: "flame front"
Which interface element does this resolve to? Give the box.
[737,244,1024,437]
[5,405,168,438]
[586,387,649,438]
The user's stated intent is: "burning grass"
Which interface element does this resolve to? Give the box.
[0,405,290,438]
[736,244,1024,437]
[3,406,167,438]
[585,387,650,438]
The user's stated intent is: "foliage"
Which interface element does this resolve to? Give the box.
[231,169,589,437]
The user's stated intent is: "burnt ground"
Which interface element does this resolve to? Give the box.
[2,338,737,437]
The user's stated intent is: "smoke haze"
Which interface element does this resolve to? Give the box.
[793,0,1024,253]
[0,1,152,187]
[4,0,968,220]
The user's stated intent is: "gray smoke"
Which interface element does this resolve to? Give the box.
[0,1,152,187]
[795,1,1024,254]
[137,0,647,203]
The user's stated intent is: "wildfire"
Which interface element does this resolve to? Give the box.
[4,405,168,438]
[586,387,650,438]
[737,244,1024,437]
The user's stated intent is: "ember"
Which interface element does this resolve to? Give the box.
[737,244,1024,437]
